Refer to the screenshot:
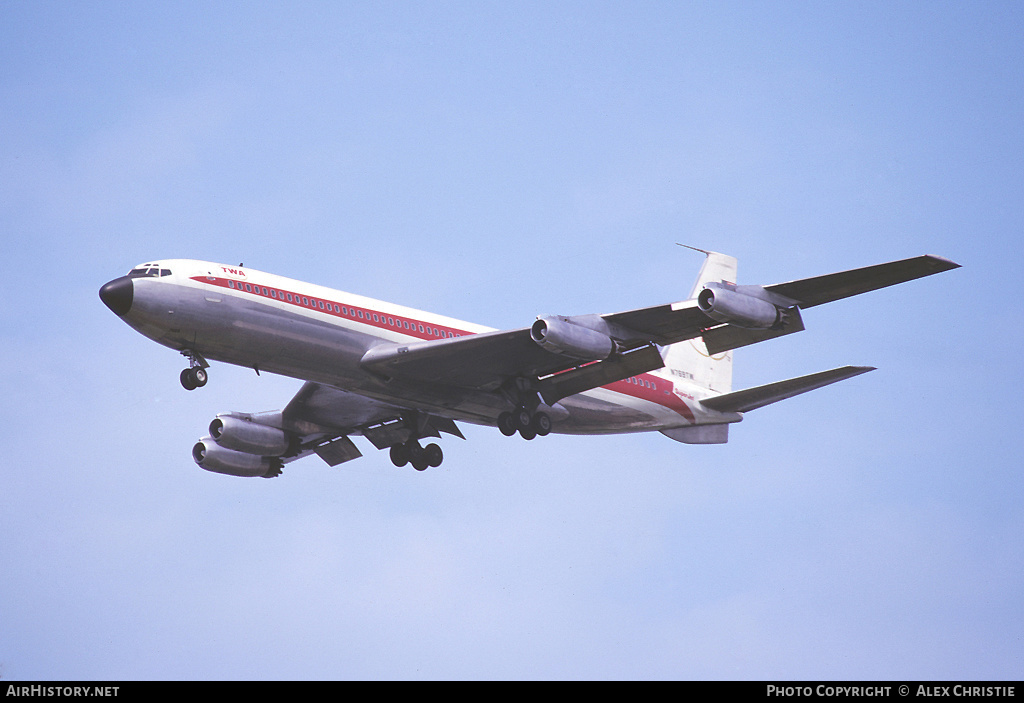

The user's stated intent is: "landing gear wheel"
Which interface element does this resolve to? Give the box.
[532,412,552,436]
[519,426,536,441]
[424,443,443,468]
[390,444,410,467]
[408,443,428,471]
[514,407,533,432]
[498,412,517,437]
[180,367,207,390]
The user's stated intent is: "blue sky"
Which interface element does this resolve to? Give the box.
[1,1,1022,680]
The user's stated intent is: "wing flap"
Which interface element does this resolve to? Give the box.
[702,307,805,355]
[313,436,363,466]
[537,344,665,406]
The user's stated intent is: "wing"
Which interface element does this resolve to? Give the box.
[359,328,572,390]
[195,381,466,476]
[764,255,960,308]
[700,254,960,354]
[358,254,958,402]
[281,381,464,459]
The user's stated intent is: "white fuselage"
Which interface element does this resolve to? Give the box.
[115,259,726,434]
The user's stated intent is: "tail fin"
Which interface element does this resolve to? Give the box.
[662,247,737,395]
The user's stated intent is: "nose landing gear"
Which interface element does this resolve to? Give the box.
[179,349,210,391]
[180,367,208,390]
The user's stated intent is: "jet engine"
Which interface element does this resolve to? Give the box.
[209,415,296,457]
[697,286,787,330]
[530,316,615,361]
[192,439,283,478]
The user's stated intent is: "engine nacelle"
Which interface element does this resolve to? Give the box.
[530,316,615,361]
[209,415,295,457]
[192,439,283,478]
[697,286,785,330]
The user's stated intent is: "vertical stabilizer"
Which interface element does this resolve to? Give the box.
[663,248,737,395]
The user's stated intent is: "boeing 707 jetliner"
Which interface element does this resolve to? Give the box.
[99,249,958,477]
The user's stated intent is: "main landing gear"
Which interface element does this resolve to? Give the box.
[389,440,443,472]
[498,407,552,441]
[179,349,209,391]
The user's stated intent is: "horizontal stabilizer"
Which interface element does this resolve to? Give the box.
[700,366,875,414]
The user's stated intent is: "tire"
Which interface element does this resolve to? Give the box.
[498,412,517,436]
[424,443,443,468]
[519,426,536,441]
[515,407,532,431]
[390,444,409,467]
[192,367,208,387]
[180,368,197,391]
[532,412,551,436]
[408,442,426,470]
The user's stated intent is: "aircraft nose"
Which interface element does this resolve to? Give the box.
[99,276,133,316]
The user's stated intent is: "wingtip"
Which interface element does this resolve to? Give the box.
[924,255,961,271]
[840,365,877,378]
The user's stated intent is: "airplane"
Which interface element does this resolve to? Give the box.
[99,248,959,477]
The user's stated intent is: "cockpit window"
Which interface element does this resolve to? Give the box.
[128,266,172,278]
